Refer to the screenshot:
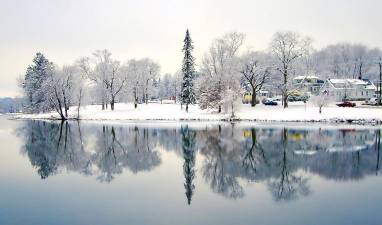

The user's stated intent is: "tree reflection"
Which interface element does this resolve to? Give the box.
[201,125,244,199]
[267,129,310,201]
[241,128,268,174]
[16,121,382,204]
[18,121,161,182]
[181,126,196,205]
[92,126,128,182]
[19,121,91,179]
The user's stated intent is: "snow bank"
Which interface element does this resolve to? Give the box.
[13,102,382,124]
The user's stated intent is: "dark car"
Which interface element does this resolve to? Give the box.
[288,95,309,102]
[263,99,278,106]
[336,101,356,107]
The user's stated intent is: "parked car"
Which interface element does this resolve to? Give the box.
[336,101,356,107]
[288,95,309,102]
[262,98,278,106]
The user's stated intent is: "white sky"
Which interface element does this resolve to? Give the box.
[1,0,382,97]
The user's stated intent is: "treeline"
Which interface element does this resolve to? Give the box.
[20,30,382,119]
[0,97,23,113]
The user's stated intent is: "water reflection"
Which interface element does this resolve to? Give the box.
[17,121,381,204]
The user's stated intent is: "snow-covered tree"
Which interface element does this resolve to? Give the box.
[41,65,75,120]
[312,43,381,81]
[270,31,312,108]
[83,50,126,111]
[158,74,173,103]
[312,93,332,114]
[198,32,245,113]
[125,59,141,108]
[125,58,160,108]
[21,53,55,113]
[172,71,183,104]
[140,58,160,104]
[240,51,271,107]
[181,30,197,112]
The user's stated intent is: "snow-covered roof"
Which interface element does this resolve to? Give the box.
[329,79,347,84]
[327,78,377,90]
[294,75,319,80]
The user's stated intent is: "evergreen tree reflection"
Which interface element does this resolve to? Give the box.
[181,125,196,205]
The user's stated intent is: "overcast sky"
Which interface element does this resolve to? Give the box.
[1,0,382,97]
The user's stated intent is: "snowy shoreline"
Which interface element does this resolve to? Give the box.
[12,102,382,125]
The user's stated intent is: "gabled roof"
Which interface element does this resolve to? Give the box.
[326,78,376,90]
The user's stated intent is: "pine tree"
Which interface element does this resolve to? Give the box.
[23,53,54,112]
[181,29,196,112]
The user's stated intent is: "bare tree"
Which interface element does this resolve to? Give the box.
[106,61,126,110]
[42,66,74,120]
[312,93,332,114]
[240,52,271,107]
[270,31,312,108]
[82,50,126,111]
[141,58,160,104]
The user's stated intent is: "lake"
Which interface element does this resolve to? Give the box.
[0,115,381,225]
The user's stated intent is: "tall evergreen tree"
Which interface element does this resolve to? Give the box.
[181,29,196,112]
[181,126,196,205]
[22,53,54,112]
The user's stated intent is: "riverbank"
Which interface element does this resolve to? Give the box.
[13,102,382,124]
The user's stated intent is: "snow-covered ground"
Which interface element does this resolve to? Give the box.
[14,101,382,124]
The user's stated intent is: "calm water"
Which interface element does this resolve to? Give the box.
[0,116,381,225]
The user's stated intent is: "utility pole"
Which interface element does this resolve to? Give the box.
[378,57,382,106]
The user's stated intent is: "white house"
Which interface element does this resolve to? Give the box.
[320,78,377,101]
[292,75,325,95]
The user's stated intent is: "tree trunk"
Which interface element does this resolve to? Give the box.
[145,80,149,104]
[283,70,288,108]
[134,87,138,109]
[358,63,363,80]
[319,106,322,114]
[102,101,105,110]
[77,102,81,119]
[77,90,82,120]
[64,107,68,119]
[110,97,115,111]
[283,94,288,108]
[251,90,257,107]
[218,105,221,113]
[231,103,235,118]
[186,104,189,113]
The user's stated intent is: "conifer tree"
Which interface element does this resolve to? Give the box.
[181,29,196,112]
[22,53,54,112]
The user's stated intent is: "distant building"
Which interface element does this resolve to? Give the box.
[320,78,377,101]
[292,75,325,95]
